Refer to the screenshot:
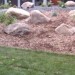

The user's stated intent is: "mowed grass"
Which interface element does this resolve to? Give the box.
[0,47,75,75]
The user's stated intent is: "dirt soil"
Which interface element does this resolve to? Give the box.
[1,10,75,55]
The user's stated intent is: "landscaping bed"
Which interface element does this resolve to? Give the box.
[0,9,75,54]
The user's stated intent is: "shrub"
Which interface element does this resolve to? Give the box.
[51,12,58,16]
[0,13,16,25]
[41,2,53,7]
[41,4,46,7]
[0,0,12,9]
[0,4,11,9]
[47,2,53,7]
[57,1,66,8]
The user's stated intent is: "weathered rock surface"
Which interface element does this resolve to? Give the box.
[5,7,30,19]
[4,23,31,36]
[69,10,75,17]
[55,23,75,35]
[21,1,34,9]
[26,10,50,24]
[65,1,75,7]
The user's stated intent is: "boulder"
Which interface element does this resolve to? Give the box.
[26,10,50,24]
[65,1,75,7]
[55,23,75,35]
[5,7,30,19]
[4,23,31,36]
[69,10,75,17]
[21,1,34,9]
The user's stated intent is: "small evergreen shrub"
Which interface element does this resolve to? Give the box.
[0,4,11,9]
[52,12,58,16]
[0,0,12,9]
[47,2,53,7]
[0,13,16,25]
[41,4,46,7]
[57,1,66,8]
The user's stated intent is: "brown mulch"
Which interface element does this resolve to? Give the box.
[1,10,75,55]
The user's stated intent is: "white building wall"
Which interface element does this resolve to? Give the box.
[4,0,8,4]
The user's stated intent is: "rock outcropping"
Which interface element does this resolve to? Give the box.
[65,1,75,7]
[55,23,75,35]
[5,7,30,19]
[4,23,31,36]
[21,1,34,9]
[26,10,50,24]
[69,10,75,17]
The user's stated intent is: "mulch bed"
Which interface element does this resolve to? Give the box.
[0,10,75,55]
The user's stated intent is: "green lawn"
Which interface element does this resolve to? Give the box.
[0,47,75,75]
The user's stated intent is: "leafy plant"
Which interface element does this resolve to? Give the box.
[8,0,12,6]
[0,13,5,22]
[47,2,53,7]
[0,13,16,25]
[41,4,46,7]
[0,0,12,9]
[57,1,66,8]
[52,12,58,16]
[0,4,11,9]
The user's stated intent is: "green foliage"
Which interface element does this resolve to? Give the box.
[57,1,66,8]
[8,0,12,6]
[0,46,75,75]
[52,12,58,16]
[0,13,6,23]
[47,2,53,7]
[0,4,11,9]
[0,0,12,9]
[41,2,53,7]
[41,4,46,7]
[0,13,16,25]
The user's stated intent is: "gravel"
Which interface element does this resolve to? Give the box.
[28,6,75,11]
[0,6,75,13]
[0,7,75,54]
[0,9,7,13]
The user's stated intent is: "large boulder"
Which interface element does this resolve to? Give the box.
[69,10,75,17]
[4,23,31,36]
[55,23,75,35]
[26,10,50,24]
[65,1,75,7]
[21,1,34,9]
[5,7,30,19]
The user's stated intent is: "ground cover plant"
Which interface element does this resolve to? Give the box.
[0,0,16,9]
[0,4,10,9]
[0,2,11,9]
[57,1,66,8]
[0,46,75,75]
[0,13,16,25]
